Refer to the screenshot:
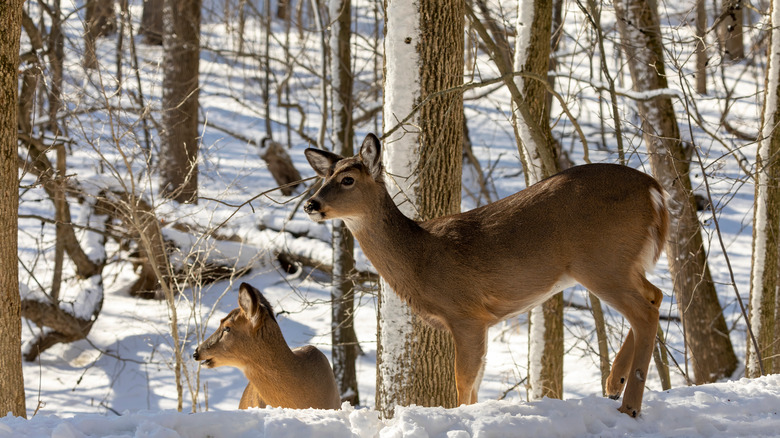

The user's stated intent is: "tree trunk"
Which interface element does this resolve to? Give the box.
[514,0,564,401]
[377,0,462,418]
[160,0,201,204]
[613,0,737,384]
[0,0,27,417]
[48,0,65,133]
[695,0,707,94]
[83,0,117,69]
[329,0,359,406]
[258,139,302,195]
[719,0,744,61]
[747,0,780,377]
[140,0,164,45]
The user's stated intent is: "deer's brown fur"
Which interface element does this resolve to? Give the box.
[193,283,341,410]
[303,133,668,417]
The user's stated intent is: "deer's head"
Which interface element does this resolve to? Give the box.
[303,133,385,224]
[193,283,277,369]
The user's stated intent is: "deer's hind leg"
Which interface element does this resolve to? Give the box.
[606,275,664,400]
[451,325,488,405]
[582,273,661,417]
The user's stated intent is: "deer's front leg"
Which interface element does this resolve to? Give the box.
[606,328,634,400]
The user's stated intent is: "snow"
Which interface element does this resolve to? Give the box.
[10,0,775,436]
[3,375,780,437]
[163,227,264,274]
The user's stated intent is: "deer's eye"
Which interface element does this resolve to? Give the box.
[341,176,355,186]
[223,326,231,333]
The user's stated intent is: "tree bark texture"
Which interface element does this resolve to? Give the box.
[695,0,707,94]
[377,0,462,418]
[48,0,65,133]
[141,0,164,45]
[719,0,744,61]
[514,0,564,401]
[747,0,780,377]
[160,0,201,204]
[83,0,117,69]
[0,0,27,417]
[613,0,737,384]
[258,139,302,195]
[329,0,359,406]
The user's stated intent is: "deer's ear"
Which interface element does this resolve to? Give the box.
[238,283,270,329]
[359,133,383,180]
[305,148,342,178]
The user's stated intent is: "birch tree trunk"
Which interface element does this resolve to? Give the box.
[613,0,737,384]
[0,0,27,417]
[377,0,462,418]
[747,0,780,377]
[329,0,359,406]
[514,0,564,400]
[160,0,201,203]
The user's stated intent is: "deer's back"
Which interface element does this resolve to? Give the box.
[418,164,665,322]
[240,345,341,410]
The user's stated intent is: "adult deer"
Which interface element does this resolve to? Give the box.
[303,134,668,417]
[193,282,341,410]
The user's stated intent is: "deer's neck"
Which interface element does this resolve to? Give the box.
[346,191,433,297]
[242,329,298,387]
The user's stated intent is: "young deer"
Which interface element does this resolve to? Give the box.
[303,134,668,417]
[193,283,341,410]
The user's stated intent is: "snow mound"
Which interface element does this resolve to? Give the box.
[2,375,778,438]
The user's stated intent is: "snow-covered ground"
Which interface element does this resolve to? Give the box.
[3,375,779,437]
[7,0,775,436]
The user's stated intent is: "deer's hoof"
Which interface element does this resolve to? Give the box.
[618,404,639,418]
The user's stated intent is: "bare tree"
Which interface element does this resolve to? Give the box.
[0,0,27,418]
[160,0,202,203]
[140,0,164,45]
[513,0,564,401]
[747,0,780,377]
[83,0,117,69]
[376,0,463,417]
[47,0,65,133]
[613,0,737,384]
[329,0,360,406]
[696,0,707,94]
[719,0,744,61]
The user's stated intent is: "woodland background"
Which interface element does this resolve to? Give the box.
[0,0,778,427]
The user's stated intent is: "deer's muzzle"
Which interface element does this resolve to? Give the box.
[303,199,319,214]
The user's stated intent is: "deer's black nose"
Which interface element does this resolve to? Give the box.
[193,351,200,361]
[304,199,319,214]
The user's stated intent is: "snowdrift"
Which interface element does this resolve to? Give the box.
[2,375,778,438]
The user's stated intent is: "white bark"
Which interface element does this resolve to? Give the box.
[377,0,421,412]
[329,0,345,149]
[513,0,544,185]
[514,0,546,402]
[747,0,780,377]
